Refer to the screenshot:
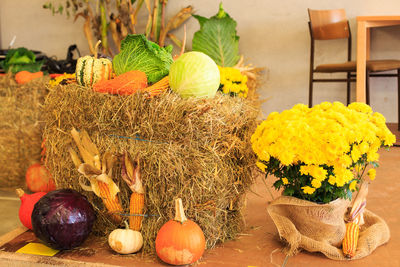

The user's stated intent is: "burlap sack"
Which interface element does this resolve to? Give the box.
[267,196,390,260]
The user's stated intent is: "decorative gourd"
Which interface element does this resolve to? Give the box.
[155,198,205,265]
[16,188,46,230]
[25,163,56,192]
[108,221,143,254]
[75,40,112,87]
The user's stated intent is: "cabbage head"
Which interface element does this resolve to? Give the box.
[169,52,220,98]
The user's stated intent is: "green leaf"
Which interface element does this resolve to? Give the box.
[371,161,379,168]
[283,187,295,196]
[7,61,43,73]
[192,15,208,27]
[273,180,283,189]
[192,3,239,67]
[113,34,173,83]
[2,48,42,73]
[58,4,63,14]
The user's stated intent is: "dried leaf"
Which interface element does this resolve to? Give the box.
[144,0,153,39]
[350,182,369,216]
[74,12,95,55]
[124,152,135,181]
[151,0,161,42]
[132,0,144,26]
[79,176,93,192]
[159,5,193,46]
[167,33,182,48]
[68,147,82,168]
[78,163,102,177]
[80,130,99,157]
[121,154,132,187]
[109,19,121,51]
[104,151,116,173]
[71,128,95,166]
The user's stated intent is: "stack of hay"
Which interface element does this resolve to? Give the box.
[43,84,260,253]
[0,75,48,188]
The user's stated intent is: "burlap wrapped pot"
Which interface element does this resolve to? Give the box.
[267,196,390,260]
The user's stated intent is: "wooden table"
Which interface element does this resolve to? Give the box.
[356,16,400,102]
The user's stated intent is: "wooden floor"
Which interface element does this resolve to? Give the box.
[0,148,399,266]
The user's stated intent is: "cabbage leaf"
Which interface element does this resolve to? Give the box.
[0,47,43,73]
[113,34,173,83]
[192,3,240,67]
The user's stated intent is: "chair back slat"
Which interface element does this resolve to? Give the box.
[308,9,349,40]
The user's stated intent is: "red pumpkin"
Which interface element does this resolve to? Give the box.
[25,163,56,192]
[155,198,205,265]
[16,188,46,230]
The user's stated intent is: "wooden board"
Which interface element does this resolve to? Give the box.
[0,228,160,267]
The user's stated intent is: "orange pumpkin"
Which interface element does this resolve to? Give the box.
[155,198,205,265]
[25,163,56,192]
[16,188,46,230]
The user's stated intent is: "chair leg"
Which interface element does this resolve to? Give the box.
[398,69,400,131]
[309,73,313,108]
[366,70,370,105]
[346,72,351,105]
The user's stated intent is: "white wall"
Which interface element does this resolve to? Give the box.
[1,0,400,122]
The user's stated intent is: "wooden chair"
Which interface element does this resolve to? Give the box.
[308,9,400,130]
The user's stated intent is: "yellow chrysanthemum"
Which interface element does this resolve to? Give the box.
[328,175,336,185]
[302,186,316,194]
[368,169,376,180]
[218,66,249,98]
[256,161,267,172]
[251,101,393,198]
[282,178,289,185]
[349,180,358,191]
[311,179,322,188]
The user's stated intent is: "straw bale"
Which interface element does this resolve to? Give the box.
[43,84,260,253]
[0,75,48,188]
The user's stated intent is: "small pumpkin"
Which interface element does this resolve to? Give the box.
[25,163,56,192]
[155,198,205,265]
[16,188,46,230]
[75,40,112,87]
[108,221,143,254]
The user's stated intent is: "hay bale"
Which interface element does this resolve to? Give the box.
[0,75,48,188]
[43,84,260,253]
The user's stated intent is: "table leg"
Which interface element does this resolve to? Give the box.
[356,21,367,103]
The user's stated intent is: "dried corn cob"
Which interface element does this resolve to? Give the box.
[129,192,145,231]
[342,220,360,258]
[342,182,368,258]
[98,181,123,224]
[121,153,145,231]
[70,128,122,225]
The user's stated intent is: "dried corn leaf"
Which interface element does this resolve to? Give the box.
[78,163,102,177]
[159,5,193,46]
[69,147,82,168]
[71,128,95,166]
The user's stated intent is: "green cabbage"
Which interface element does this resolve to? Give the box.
[169,52,220,98]
[0,47,43,73]
[113,34,173,83]
[192,3,240,67]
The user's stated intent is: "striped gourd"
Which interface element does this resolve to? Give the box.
[75,40,112,87]
[342,221,360,258]
[129,192,145,231]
